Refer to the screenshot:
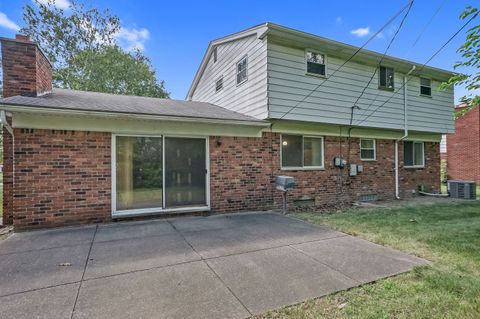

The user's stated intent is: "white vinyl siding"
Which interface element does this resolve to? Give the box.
[190,35,268,119]
[267,41,455,133]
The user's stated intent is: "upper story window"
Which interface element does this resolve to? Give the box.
[213,47,218,63]
[404,141,424,168]
[215,76,223,92]
[281,134,324,169]
[379,66,394,90]
[360,139,376,161]
[236,56,248,85]
[420,77,432,96]
[306,50,326,76]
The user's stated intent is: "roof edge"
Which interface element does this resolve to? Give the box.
[0,103,270,127]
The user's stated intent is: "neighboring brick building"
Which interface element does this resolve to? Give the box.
[0,30,450,229]
[446,105,480,183]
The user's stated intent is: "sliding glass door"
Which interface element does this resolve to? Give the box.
[114,135,207,214]
[165,137,206,208]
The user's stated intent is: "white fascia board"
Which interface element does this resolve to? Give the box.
[0,104,270,128]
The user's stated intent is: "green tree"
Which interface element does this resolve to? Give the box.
[62,46,168,97]
[20,0,168,98]
[443,6,480,113]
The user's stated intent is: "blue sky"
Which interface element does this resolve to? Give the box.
[0,0,478,101]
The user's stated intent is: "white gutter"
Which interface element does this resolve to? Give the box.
[395,66,415,199]
[0,110,13,135]
[0,104,270,128]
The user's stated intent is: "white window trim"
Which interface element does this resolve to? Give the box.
[404,141,425,168]
[305,49,328,78]
[111,134,210,217]
[360,138,376,161]
[379,66,395,91]
[215,75,223,93]
[419,77,432,97]
[236,55,248,86]
[280,134,325,170]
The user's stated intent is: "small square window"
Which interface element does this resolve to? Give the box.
[236,56,248,85]
[360,139,376,160]
[379,66,394,90]
[306,51,326,76]
[420,77,431,96]
[404,141,424,167]
[215,76,223,92]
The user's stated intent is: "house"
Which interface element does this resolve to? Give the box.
[446,104,480,183]
[0,23,455,229]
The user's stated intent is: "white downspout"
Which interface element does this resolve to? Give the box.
[395,66,415,199]
[0,110,13,135]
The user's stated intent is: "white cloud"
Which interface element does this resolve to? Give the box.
[34,0,71,10]
[336,17,342,24]
[115,27,150,51]
[376,32,384,39]
[350,27,370,37]
[0,12,20,31]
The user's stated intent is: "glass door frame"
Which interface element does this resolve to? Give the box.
[111,134,210,217]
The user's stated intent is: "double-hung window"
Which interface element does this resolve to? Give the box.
[281,135,324,169]
[379,66,394,90]
[420,77,432,96]
[306,50,326,76]
[404,141,424,168]
[360,139,376,160]
[236,56,248,85]
[215,76,223,92]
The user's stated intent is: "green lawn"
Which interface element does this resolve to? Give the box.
[255,201,480,319]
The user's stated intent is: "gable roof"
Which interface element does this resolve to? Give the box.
[0,88,268,126]
[186,22,454,99]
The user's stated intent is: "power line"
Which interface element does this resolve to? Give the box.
[277,0,414,120]
[349,0,414,127]
[409,0,448,50]
[354,11,478,126]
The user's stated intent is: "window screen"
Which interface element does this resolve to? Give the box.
[420,77,431,96]
[215,76,223,92]
[306,51,326,76]
[404,141,424,167]
[282,135,324,168]
[379,66,394,90]
[360,139,376,160]
[236,56,248,84]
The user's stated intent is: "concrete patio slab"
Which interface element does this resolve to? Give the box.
[74,261,250,319]
[0,226,96,255]
[95,220,177,243]
[0,212,427,318]
[181,226,284,259]
[207,245,357,314]
[85,232,200,279]
[0,244,90,296]
[293,236,427,283]
[0,283,79,319]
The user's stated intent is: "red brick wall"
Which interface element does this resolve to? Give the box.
[9,130,439,229]
[12,129,111,229]
[446,106,480,183]
[1,35,52,98]
[210,133,440,213]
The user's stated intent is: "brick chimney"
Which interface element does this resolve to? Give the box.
[1,34,52,98]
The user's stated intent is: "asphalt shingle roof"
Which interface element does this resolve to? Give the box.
[0,88,264,123]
